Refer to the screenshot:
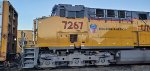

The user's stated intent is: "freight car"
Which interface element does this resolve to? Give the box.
[22,4,150,68]
[0,0,18,68]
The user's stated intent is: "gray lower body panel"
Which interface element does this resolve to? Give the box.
[117,50,150,64]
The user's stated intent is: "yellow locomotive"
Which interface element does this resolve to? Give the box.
[22,4,150,68]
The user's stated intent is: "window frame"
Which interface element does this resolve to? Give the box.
[118,10,126,19]
[95,9,105,18]
[60,9,66,17]
[106,10,115,18]
[67,10,84,18]
[76,10,84,18]
[67,11,76,18]
[138,13,148,20]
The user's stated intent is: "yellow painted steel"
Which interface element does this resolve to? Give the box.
[33,16,150,48]
[0,1,18,61]
[0,1,9,61]
[17,30,33,53]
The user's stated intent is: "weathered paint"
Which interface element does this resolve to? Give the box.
[0,1,18,61]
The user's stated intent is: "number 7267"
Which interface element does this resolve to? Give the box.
[62,21,83,29]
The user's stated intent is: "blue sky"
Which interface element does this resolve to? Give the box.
[8,0,150,30]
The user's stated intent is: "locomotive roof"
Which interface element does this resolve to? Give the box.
[53,4,149,13]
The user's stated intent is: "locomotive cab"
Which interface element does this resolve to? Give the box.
[34,4,89,48]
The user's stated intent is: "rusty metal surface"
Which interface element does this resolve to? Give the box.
[0,1,18,61]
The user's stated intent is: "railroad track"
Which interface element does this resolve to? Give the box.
[5,65,150,71]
